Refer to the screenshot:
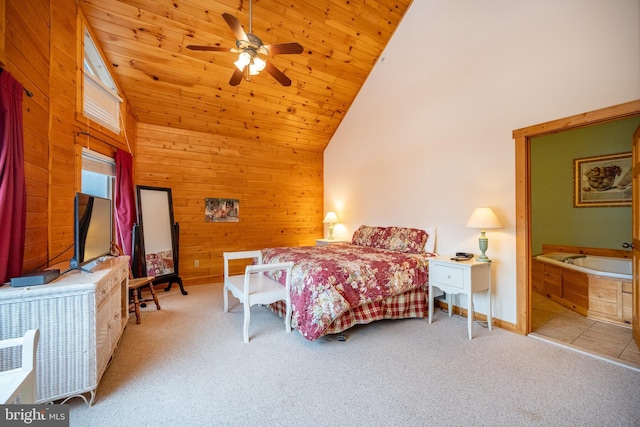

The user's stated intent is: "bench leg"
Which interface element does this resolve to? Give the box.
[285,301,292,333]
[243,304,250,343]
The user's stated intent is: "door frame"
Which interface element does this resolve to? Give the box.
[633,124,640,346]
[513,100,640,335]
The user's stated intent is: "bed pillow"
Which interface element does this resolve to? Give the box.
[351,225,390,249]
[387,226,429,253]
[351,225,428,254]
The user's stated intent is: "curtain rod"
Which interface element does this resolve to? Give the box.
[0,67,34,97]
[77,130,124,152]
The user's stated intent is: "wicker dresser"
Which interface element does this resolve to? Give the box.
[0,256,129,404]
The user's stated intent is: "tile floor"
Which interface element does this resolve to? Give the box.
[531,291,640,369]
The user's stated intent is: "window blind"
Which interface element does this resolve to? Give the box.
[82,148,115,176]
[83,72,122,134]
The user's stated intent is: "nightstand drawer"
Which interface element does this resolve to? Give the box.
[432,264,465,289]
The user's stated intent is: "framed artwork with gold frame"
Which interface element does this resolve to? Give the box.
[573,152,632,207]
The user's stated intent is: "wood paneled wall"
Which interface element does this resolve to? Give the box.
[135,123,323,285]
[48,0,83,269]
[7,0,322,282]
[4,0,50,272]
[5,0,135,274]
[48,0,135,271]
[0,0,5,65]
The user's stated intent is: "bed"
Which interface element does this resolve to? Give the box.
[262,225,436,341]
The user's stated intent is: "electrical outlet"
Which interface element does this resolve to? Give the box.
[194,260,199,267]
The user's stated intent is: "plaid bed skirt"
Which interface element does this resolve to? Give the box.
[268,286,428,339]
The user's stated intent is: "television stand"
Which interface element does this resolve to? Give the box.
[0,256,130,404]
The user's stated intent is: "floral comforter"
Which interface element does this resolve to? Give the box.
[262,244,432,341]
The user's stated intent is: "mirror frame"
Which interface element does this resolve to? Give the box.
[135,185,187,295]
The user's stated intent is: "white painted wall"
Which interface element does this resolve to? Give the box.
[323,0,640,324]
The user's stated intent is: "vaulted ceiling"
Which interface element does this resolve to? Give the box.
[79,0,412,151]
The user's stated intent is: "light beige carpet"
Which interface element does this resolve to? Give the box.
[67,283,640,426]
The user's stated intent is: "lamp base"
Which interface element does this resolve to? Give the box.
[477,232,491,262]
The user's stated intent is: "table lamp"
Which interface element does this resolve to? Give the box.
[465,207,503,262]
[323,212,339,240]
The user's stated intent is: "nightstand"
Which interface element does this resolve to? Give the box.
[315,239,347,245]
[428,256,492,339]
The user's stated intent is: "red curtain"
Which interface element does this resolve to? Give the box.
[114,149,136,259]
[0,71,26,282]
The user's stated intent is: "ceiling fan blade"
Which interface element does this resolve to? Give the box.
[263,42,303,55]
[222,13,248,42]
[265,62,292,86]
[187,45,232,52]
[229,68,245,86]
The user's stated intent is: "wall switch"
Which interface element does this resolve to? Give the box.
[194,260,199,267]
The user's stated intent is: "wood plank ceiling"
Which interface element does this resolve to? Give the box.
[79,0,412,151]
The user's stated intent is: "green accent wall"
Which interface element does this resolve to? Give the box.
[531,116,640,255]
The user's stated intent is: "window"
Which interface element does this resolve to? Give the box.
[81,149,116,248]
[83,27,122,134]
[81,148,115,199]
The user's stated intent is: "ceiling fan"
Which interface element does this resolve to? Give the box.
[187,1,303,86]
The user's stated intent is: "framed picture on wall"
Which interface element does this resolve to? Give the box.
[573,152,632,207]
[205,198,239,222]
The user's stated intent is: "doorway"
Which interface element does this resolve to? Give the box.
[512,100,640,339]
[528,117,640,365]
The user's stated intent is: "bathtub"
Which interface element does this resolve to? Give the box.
[536,253,631,280]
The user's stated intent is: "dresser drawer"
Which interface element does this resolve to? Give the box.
[431,264,465,290]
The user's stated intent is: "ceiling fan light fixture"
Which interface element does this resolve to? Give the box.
[249,56,266,75]
[188,3,302,86]
[234,51,251,71]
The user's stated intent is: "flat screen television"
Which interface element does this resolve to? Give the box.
[70,192,113,272]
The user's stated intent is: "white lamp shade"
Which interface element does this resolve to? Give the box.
[323,212,338,224]
[234,52,251,71]
[465,207,503,229]
[253,56,266,71]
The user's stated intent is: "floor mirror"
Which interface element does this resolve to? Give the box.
[135,185,187,296]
